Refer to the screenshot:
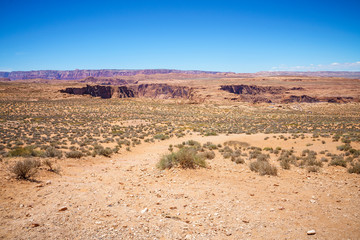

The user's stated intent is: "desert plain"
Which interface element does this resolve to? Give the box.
[0,72,360,239]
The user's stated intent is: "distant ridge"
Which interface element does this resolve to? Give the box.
[0,69,359,80]
[255,71,360,78]
[0,69,228,80]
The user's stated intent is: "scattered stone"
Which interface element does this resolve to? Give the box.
[46,180,52,185]
[141,208,148,214]
[242,219,250,223]
[31,223,40,228]
[59,207,68,212]
[310,199,316,204]
[307,230,316,235]
[278,206,285,210]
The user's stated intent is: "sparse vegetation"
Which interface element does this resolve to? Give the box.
[10,159,40,179]
[157,146,206,169]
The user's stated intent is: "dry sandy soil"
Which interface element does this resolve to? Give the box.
[1,133,359,240]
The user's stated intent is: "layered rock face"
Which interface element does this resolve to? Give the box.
[220,84,358,103]
[220,85,286,95]
[61,84,192,99]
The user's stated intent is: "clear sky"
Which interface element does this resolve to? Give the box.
[1,0,359,73]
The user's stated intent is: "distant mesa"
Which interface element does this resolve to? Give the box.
[1,69,360,80]
[0,69,226,80]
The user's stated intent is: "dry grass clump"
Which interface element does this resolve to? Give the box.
[43,159,60,173]
[10,159,40,179]
[157,147,206,170]
[329,155,347,167]
[348,163,360,174]
[45,146,63,158]
[65,150,84,158]
[224,141,250,148]
[249,160,278,176]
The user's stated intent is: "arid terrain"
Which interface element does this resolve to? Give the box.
[1,72,360,239]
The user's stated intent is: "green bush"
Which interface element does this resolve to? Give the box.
[9,146,44,157]
[157,147,206,170]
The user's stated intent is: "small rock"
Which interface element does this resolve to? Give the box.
[242,219,249,223]
[31,223,40,228]
[46,180,52,185]
[310,199,316,204]
[59,207,68,211]
[170,206,177,210]
[278,207,285,210]
[141,208,148,214]
[307,230,316,235]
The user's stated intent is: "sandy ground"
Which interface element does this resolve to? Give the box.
[1,133,360,239]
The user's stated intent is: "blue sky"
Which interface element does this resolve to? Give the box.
[0,0,359,72]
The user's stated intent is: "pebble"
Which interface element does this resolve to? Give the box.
[59,206,68,211]
[141,208,148,214]
[31,223,40,228]
[307,230,316,235]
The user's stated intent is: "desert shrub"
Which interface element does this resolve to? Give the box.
[329,156,347,167]
[249,149,262,159]
[200,150,215,160]
[185,140,201,149]
[232,156,245,164]
[224,141,250,148]
[157,147,206,170]
[256,153,270,162]
[99,147,113,157]
[249,160,277,176]
[8,146,44,157]
[307,166,320,173]
[66,151,83,158]
[203,142,218,150]
[348,163,360,174]
[43,159,60,173]
[45,146,63,158]
[10,159,39,179]
[154,134,169,140]
[280,158,291,169]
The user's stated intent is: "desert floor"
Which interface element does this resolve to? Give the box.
[1,133,359,240]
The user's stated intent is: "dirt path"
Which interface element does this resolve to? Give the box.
[1,134,360,239]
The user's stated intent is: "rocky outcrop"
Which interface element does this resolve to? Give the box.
[135,84,192,99]
[322,97,354,103]
[220,85,286,95]
[61,84,192,99]
[2,69,225,80]
[281,95,319,103]
[0,78,11,82]
[61,85,115,98]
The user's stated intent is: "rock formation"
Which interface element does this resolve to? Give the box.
[220,85,286,95]
[60,84,193,99]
